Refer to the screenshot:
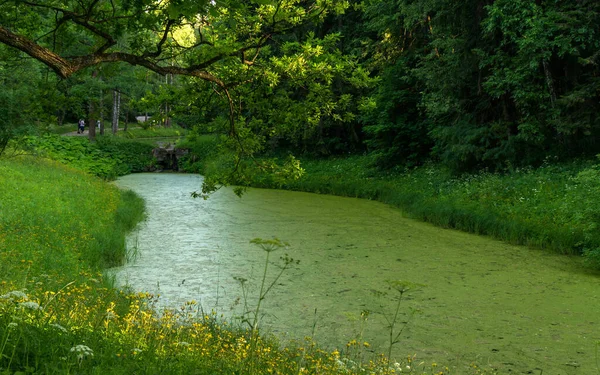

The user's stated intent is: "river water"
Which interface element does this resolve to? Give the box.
[112,173,599,374]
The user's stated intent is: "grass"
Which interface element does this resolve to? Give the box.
[0,154,451,375]
[47,123,79,135]
[117,125,188,139]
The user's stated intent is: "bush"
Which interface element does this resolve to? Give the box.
[176,134,221,173]
[22,134,154,179]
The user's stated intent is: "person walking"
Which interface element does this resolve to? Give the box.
[78,119,85,134]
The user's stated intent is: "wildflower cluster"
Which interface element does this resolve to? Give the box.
[0,280,449,375]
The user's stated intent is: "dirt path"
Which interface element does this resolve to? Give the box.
[63,130,90,136]
[63,127,135,137]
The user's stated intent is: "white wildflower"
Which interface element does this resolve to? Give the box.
[335,358,346,369]
[105,311,117,320]
[50,323,68,333]
[70,345,94,360]
[1,290,29,301]
[177,341,190,347]
[19,301,42,311]
[8,322,18,329]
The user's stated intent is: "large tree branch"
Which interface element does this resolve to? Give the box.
[0,25,227,89]
[0,26,72,77]
[8,0,314,80]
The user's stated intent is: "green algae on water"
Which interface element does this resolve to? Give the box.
[113,173,600,375]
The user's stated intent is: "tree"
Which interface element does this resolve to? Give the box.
[0,1,348,140]
[0,44,56,156]
[361,0,600,172]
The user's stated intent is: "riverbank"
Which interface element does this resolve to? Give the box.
[35,131,600,268]
[18,133,600,269]
[0,156,444,375]
[226,154,600,269]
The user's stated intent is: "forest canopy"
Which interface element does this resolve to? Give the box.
[0,0,599,172]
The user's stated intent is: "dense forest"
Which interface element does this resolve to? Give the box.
[1,0,599,172]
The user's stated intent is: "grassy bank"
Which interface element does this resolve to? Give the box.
[218,153,600,268]
[23,134,156,179]
[1,155,450,374]
[117,125,187,139]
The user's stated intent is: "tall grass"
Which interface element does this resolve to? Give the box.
[47,123,79,135]
[0,156,143,285]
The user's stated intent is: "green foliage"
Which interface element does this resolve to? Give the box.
[362,57,431,168]
[95,136,156,174]
[199,152,305,197]
[2,0,600,175]
[252,32,375,154]
[118,125,187,139]
[22,135,154,179]
[361,0,600,171]
[176,133,221,173]
[0,46,55,155]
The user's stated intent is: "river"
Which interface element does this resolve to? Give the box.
[112,173,599,374]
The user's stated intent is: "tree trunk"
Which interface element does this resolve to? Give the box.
[88,100,97,141]
[144,70,149,123]
[88,70,99,141]
[117,91,121,132]
[542,59,557,107]
[124,99,129,132]
[112,89,121,135]
[165,73,172,127]
[99,88,104,135]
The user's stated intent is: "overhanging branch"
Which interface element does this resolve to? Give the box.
[0,25,227,87]
[0,26,72,78]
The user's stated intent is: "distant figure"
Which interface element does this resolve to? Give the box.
[78,119,85,134]
[97,120,101,129]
